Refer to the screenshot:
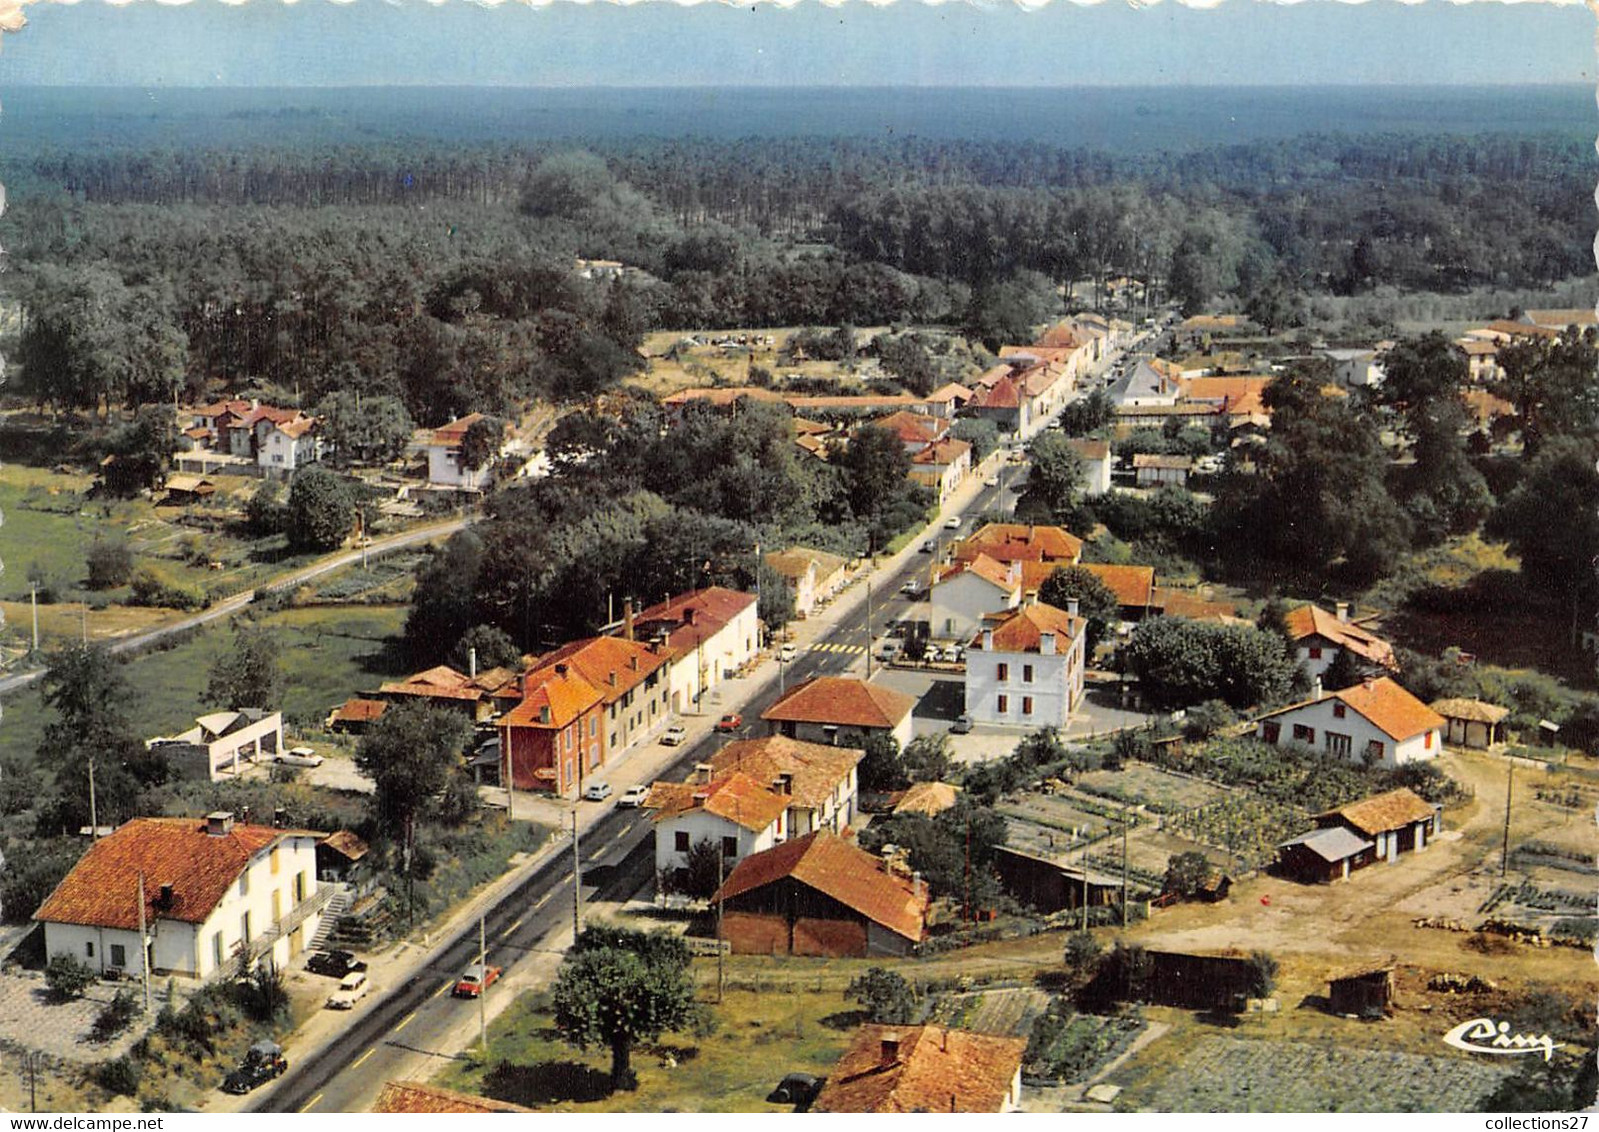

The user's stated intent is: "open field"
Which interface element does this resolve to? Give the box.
[630,327,892,399]
[1076,763,1229,813]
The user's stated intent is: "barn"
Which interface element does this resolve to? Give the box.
[1328,962,1395,1019]
[992,846,1121,914]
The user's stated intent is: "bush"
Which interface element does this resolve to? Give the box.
[92,989,141,1042]
[86,538,135,589]
[45,952,98,1001]
[846,967,916,1025]
[128,567,206,611]
[96,1054,143,1097]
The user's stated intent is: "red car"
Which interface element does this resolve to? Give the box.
[714,713,742,733]
[453,963,503,998]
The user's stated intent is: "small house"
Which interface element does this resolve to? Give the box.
[1328,961,1395,1018]
[761,676,916,749]
[992,845,1121,914]
[1429,698,1509,750]
[1133,453,1192,488]
[812,1024,1026,1113]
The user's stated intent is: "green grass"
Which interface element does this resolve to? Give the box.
[0,603,409,758]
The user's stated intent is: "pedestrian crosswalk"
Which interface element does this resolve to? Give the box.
[808,642,866,655]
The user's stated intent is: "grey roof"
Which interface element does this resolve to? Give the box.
[1109,360,1176,406]
[1277,826,1373,863]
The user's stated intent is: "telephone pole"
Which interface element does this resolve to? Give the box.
[571,809,582,939]
[1121,807,1130,928]
[29,583,38,654]
[88,757,98,840]
[477,915,488,1052]
[136,873,152,1013]
[1500,761,1515,877]
[864,579,874,679]
[716,849,725,1004]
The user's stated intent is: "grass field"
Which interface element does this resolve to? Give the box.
[0,603,409,758]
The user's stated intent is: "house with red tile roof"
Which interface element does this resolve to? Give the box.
[530,635,673,760]
[922,382,973,419]
[185,399,322,476]
[1255,677,1444,768]
[764,548,848,618]
[762,676,916,749]
[929,553,1021,643]
[813,1023,1026,1113]
[421,412,511,492]
[622,587,759,713]
[709,735,864,837]
[711,832,928,958]
[34,812,325,981]
[965,599,1087,728]
[1277,787,1441,883]
[964,373,1030,435]
[1282,602,1397,680]
[1079,563,1158,621]
[646,771,794,880]
[870,410,949,452]
[497,664,606,795]
[326,696,388,733]
[373,664,519,724]
[908,436,972,503]
[954,522,1083,568]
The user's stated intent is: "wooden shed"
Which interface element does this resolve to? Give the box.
[993,846,1121,914]
[1328,961,1395,1018]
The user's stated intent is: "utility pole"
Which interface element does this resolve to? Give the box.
[716,849,725,1004]
[136,873,152,1014]
[477,915,488,1053]
[88,757,98,840]
[1121,807,1130,928]
[29,583,38,654]
[1500,761,1514,877]
[571,809,582,940]
[503,734,514,824]
[864,579,874,679]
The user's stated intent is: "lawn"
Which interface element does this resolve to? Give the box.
[0,603,409,759]
[434,983,856,1113]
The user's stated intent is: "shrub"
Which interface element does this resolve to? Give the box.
[128,567,206,611]
[96,1055,143,1097]
[44,952,98,1001]
[846,967,916,1025]
[1246,950,1279,997]
[92,989,141,1042]
[86,538,135,589]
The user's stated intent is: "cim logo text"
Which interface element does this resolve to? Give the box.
[1443,1018,1564,1061]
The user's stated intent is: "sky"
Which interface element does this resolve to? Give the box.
[0,0,1588,88]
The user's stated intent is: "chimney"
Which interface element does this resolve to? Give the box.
[684,607,697,626]
[912,871,926,902]
[468,647,478,679]
[205,812,235,837]
[982,628,994,652]
[624,600,635,642]
[1336,602,1350,623]
[774,773,793,796]
[1067,598,1080,618]
[610,671,618,688]
[1041,632,1057,656]
[158,883,175,908]
[1007,560,1021,586]
[631,655,640,672]
[880,1034,901,1066]
[273,807,287,829]
[555,663,568,677]
[1312,675,1323,700]
[239,805,251,826]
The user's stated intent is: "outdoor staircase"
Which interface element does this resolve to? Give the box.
[306,883,351,953]
[327,886,392,949]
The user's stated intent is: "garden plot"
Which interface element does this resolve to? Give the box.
[1075,763,1229,814]
[1137,1036,1515,1112]
[998,795,1119,855]
[925,986,1051,1037]
[1024,1010,1146,1087]
[1162,795,1309,872]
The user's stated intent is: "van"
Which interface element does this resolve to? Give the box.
[877,639,902,662]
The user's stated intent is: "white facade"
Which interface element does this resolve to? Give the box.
[965,630,1086,728]
[773,714,915,751]
[149,711,284,781]
[929,569,1019,643]
[256,421,322,473]
[1257,697,1440,768]
[425,443,495,491]
[42,831,321,981]
[1322,349,1385,389]
[653,809,782,878]
[665,602,761,713]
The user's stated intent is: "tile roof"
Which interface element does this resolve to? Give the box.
[934,553,1019,594]
[957,523,1083,565]
[1037,323,1085,349]
[270,416,318,440]
[709,735,863,809]
[1319,787,1438,836]
[1081,563,1157,608]
[1278,825,1373,863]
[329,697,387,725]
[765,548,847,585]
[1524,307,1598,328]
[1428,697,1510,724]
[627,587,756,662]
[712,831,926,943]
[871,410,948,446]
[647,772,791,832]
[1149,587,1240,621]
[531,635,670,704]
[662,386,788,409]
[1283,605,1397,668]
[501,666,604,730]
[786,393,926,412]
[910,438,971,466]
[34,817,318,930]
[1181,375,1274,415]
[967,374,1025,410]
[813,1023,1025,1113]
[972,601,1084,653]
[792,416,832,436]
[1483,320,1560,340]
[761,676,915,731]
[892,781,961,816]
[1132,453,1193,471]
[1065,438,1110,461]
[1020,363,1065,397]
[372,1081,530,1114]
[1260,677,1441,743]
[319,830,370,862]
[377,665,483,702]
[924,382,973,404]
[1002,345,1076,366]
[972,365,1012,389]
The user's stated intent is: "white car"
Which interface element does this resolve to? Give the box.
[779,643,798,662]
[661,725,688,746]
[619,784,651,808]
[583,782,613,802]
[984,476,1000,487]
[325,971,368,1010]
[275,747,324,768]
[944,517,962,530]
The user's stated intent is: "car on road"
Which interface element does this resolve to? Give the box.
[767,1072,824,1107]
[944,516,961,530]
[619,784,651,808]
[715,713,743,733]
[306,949,367,979]
[583,782,613,802]
[919,539,935,553]
[779,642,798,662]
[661,724,688,746]
[877,639,903,662]
[984,475,1000,487]
[951,714,974,734]
[325,970,369,1010]
[454,962,503,998]
[221,1041,287,1094]
[274,747,324,768]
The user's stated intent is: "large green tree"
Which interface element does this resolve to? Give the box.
[1123,616,1298,711]
[1486,436,1599,614]
[315,391,414,465]
[1039,565,1122,655]
[1495,328,1599,459]
[354,703,472,865]
[1015,431,1085,526]
[551,927,696,1091]
[284,466,356,552]
[35,645,159,835]
[205,624,286,711]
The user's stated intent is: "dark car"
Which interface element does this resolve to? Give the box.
[305,949,367,979]
[767,1072,823,1107]
[221,1040,287,1095]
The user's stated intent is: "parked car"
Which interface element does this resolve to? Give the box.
[767,1072,824,1107]
[951,714,975,734]
[221,1041,287,1094]
[919,540,935,554]
[779,642,798,662]
[583,782,613,802]
[306,950,367,979]
[325,970,369,1010]
[900,580,921,596]
[619,784,650,808]
[877,639,903,662]
[984,475,1000,487]
[715,714,743,733]
[454,962,503,998]
[925,644,946,663]
[946,643,965,664]
[944,516,962,530]
[275,747,324,768]
[661,724,688,746]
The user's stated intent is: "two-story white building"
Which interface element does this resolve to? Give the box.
[646,772,791,881]
[929,554,1021,644]
[256,415,323,474]
[1065,438,1113,497]
[626,588,759,714]
[708,735,863,838]
[422,413,509,492]
[34,812,325,981]
[1254,676,1444,768]
[965,600,1087,728]
[1283,602,1398,682]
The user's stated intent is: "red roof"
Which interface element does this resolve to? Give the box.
[709,736,862,808]
[956,523,1083,565]
[647,772,791,832]
[1283,604,1397,669]
[871,410,947,446]
[1066,437,1110,461]
[35,817,318,930]
[501,666,604,730]
[968,375,1024,410]
[761,677,914,731]
[1081,563,1156,608]
[377,665,484,703]
[934,553,1019,594]
[972,601,1084,653]
[813,1024,1025,1113]
[1036,323,1085,350]
[626,587,756,662]
[1333,678,1443,742]
[530,635,670,705]
[910,438,971,467]
[329,697,388,725]
[712,832,927,943]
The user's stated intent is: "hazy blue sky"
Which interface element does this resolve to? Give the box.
[0,0,1587,88]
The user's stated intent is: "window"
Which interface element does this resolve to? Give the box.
[270,846,280,875]
[85,942,94,959]
[1023,664,1034,683]
[674,831,690,853]
[1262,722,1281,743]
[1292,724,1315,744]
[1332,703,1346,719]
[212,932,224,969]
[997,663,1009,681]
[997,694,1009,714]
[722,836,738,858]
[238,870,250,898]
[1365,740,1385,762]
[1424,731,1434,749]
[1308,646,1323,660]
[241,912,252,944]
[1325,732,1352,758]
[610,732,618,748]
[1022,696,1034,716]
[589,717,597,737]
[110,944,126,968]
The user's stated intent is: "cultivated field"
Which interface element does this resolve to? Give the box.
[1076,763,1229,814]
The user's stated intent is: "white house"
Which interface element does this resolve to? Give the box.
[965,600,1087,728]
[762,676,916,750]
[764,547,848,619]
[34,812,324,981]
[1133,453,1192,487]
[1065,438,1113,496]
[255,415,322,474]
[709,735,863,838]
[1109,360,1180,408]
[909,437,972,503]
[1255,676,1444,768]
[646,772,789,880]
[147,710,284,781]
[625,587,759,714]
[1321,347,1386,389]
[422,413,509,492]
[929,554,1021,644]
[1283,602,1397,680]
